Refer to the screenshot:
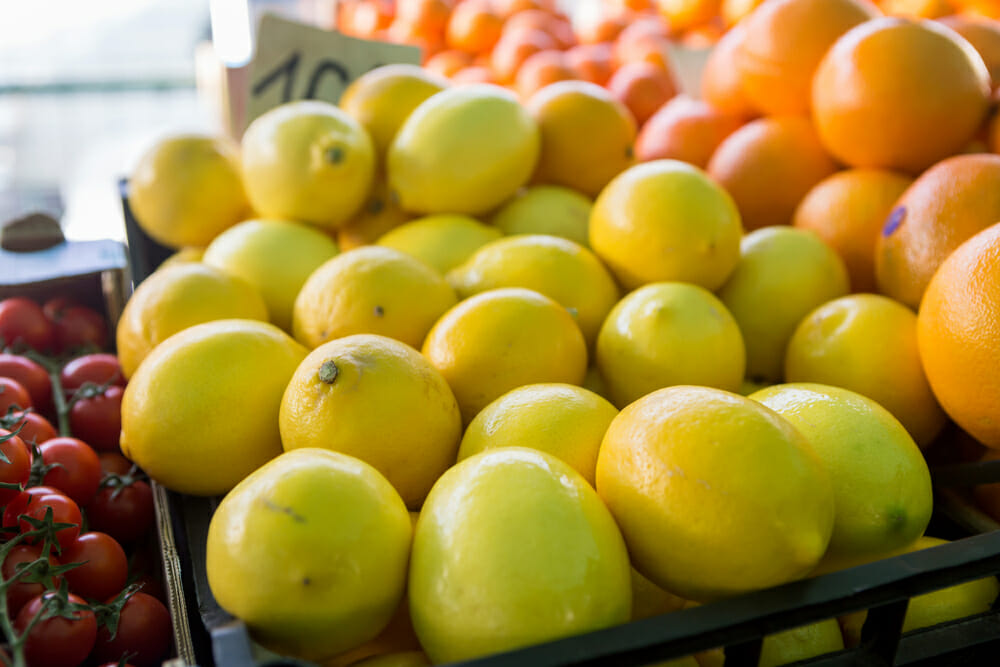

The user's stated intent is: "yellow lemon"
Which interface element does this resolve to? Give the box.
[203,219,339,332]
[596,386,834,601]
[157,247,205,270]
[491,185,592,247]
[242,100,375,230]
[739,378,772,396]
[718,226,850,383]
[457,383,618,486]
[590,160,743,290]
[759,620,845,667]
[206,449,411,661]
[447,235,620,348]
[128,134,250,249]
[116,263,269,379]
[751,383,932,565]
[376,214,502,274]
[422,288,587,423]
[596,283,745,408]
[387,85,540,215]
[631,568,687,621]
[409,448,632,663]
[292,246,457,350]
[322,595,421,667]
[280,334,462,509]
[337,180,413,251]
[121,320,307,495]
[785,294,947,448]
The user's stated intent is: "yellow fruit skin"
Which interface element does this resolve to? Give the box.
[242,101,376,230]
[491,185,593,248]
[458,383,618,486]
[751,383,932,563]
[422,288,588,423]
[129,134,250,249]
[116,264,269,379]
[630,568,687,621]
[785,294,946,447]
[280,335,462,509]
[158,247,205,269]
[717,227,850,383]
[596,283,746,408]
[590,160,743,291]
[409,448,632,663]
[292,246,457,350]
[337,180,413,251]
[322,595,421,667]
[203,219,339,332]
[207,449,411,661]
[596,386,834,601]
[387,85,540,215]
[377,214,502,275]
[121,320,307,495]
[758,619,845,667]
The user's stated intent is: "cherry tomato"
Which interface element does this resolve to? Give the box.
[0,298,54,352]
[60,532,128,602]
[2,486,65,530]
[60,354,125,394]
[14,591,97,667]
[50,306,108,353]
[91,592,171,667]
[39,437,101,505]
[0,354,51,412]
[2,544,62,617]
[98,452,133,476]
[20,492,82,550]
[69,385,122,452]
[86,479,154,544]
[7,411,58,445]
[0,377,32,414]
[0,429,31,505]
[42,297,74,321]
[131,572,166,605]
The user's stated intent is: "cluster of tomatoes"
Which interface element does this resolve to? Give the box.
[0,297,170,667]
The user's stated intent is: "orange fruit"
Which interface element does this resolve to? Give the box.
[395,0,454,37]
[938,15,1000,89]
[446,0,504,53]
[701,24,760,117]
[515,50,576,100]
[991,108,1000,153]
[792,169,913,292]
[876,153,1000,308]
[491,27,558,83]
[635,95,745,168]
[565,43,615,85]
[613,34,676,71]
[722,0,766,25]
[388,21,446,59]
[812,17,992,173]
[918,222,1000,447]
[706,116,839,230]
[343,0,395,36]
[613,17,674,63]
[607,62,680,125]
[655,0,723,31]
[504,9,576,48]
[492,0,557,18]
[681,22,727,47]
[880,0,954,18]
[424,49,473,78]
[450,66,499,85]
[738,0,881,116]
[576,13,631,44]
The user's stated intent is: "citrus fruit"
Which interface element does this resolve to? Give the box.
[157,247,205,270]
[120,320,307,495]
[759,620,845,667]
[422,288,587,423]
[336,180,413,251]
[490,27,558,84]
[424,50,473,79]
[116,263,269,379]
[490,185,592,247]
[376,214,502,274]
[589,160,743,291]
[446,0,503,54]
[918,222,1000,447]
[292,246,457,350]
[515,51,577,100]
[596,283,745,408]
[701,24,759,117]
[128,134,249,249]
[565,43,615,86]
[751,383,932,564]
[242,101,376,230]
[938,15,1000,89]
[634,95,745,169]
[596,386,834,601]
[722,0,766,24]
[606,62,680,126]
[387,85,539,215]
[409,448,631,663]
[656,0,720,31]
[630,568,687,621]
[206,449,411,660]
[323,596,421,667]
[717,227,850,383]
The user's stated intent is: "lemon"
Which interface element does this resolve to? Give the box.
[337,180,413,251]
[739,378,772,396]
[158,247,205,270]
[631,568,687,621]
[292,246,457,350]
[206,449,411,660]
[203,219,339,332]
[409,448,632,663]
[129,134,250,249]
[491,185,592,247]
[590,160,743,290]
[280,335,462,509]
[596,283,745,408]
[448,235,620,348]
[596,386,834,601]
[242,100,375,230]
[121,320,307,495]
[751,383,932,565]
[322,595,421,667]
[339,64,449,161]
[718,227,850,383]
[785,294,946,448]
[759,620,844,667]
[116,263,269,379]
[377,214,501,274]
[422,288,587,423]
[458,383,618,486]
[387,85,540,215]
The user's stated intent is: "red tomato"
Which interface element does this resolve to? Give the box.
[131,572,166,605]
[14,592,97,667]
[7,411,58,445]
[0,377,32,414]
[60,532,128,602]
[0,298,54,352]
[20,492,82,550]
[50,306,108,353]
[0,354,52,412]
[0,429,31,505]
[91,592,171,667]
[2,486,65,529]
[39,437,101,504]
[68,385,122,452]
[85,479,154,544]
[60,354,125,394]
[42,297,74,321]
[98,452,132,476]
[2,544,61,617]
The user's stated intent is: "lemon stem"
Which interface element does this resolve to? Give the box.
[318,360,339,384]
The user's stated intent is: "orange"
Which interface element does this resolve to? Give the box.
[656,0,723,31]
[565,44,615,85]
[938,15,1000,89]
[613,35,676,71]
[491,27,558,83]
[515,50,576,100]
[681,22,727,47]
[722,0,766,25]
[424,50,473,78]
[876,153,1000,308]
[450,66,499,85]
[342,0,395,37]
[738,0,881,116]
[635,95,745,168]
[918,222,1000,447]
[706,116,839,230]
[613,17,674,64]
[394,0,453,38]
[607,62,680,125]
[446,0,504,54]
[991,108,1000,153]
[701,24,760,117]
[880,0,954,17]
[576,13,631,44]
[792,169,913,292]
[387,21,445,60]
[504,9,576,48]
[812,17,992,173]
[492,0,557,18]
